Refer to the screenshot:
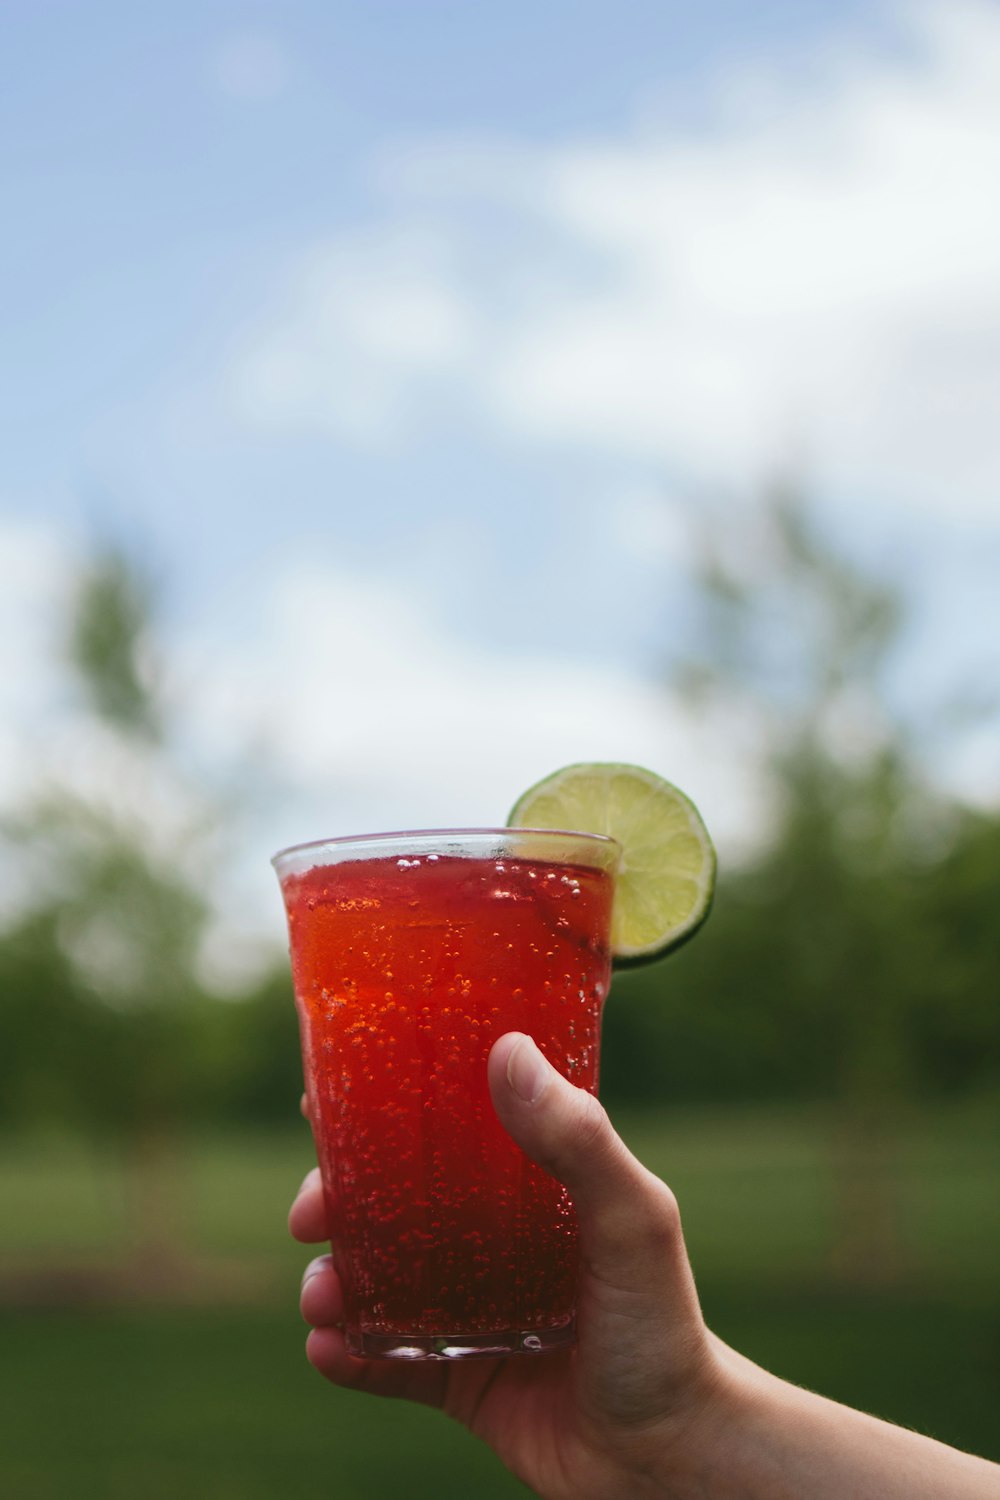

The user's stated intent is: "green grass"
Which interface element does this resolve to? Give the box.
[615,1098,1000,1288]
[5,1100,996,1286]
[0,1306,520,1500]
[0,1103,997,1497]
[0,1292,995,1498]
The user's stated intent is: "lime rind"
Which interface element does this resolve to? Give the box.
[508,761,716,966]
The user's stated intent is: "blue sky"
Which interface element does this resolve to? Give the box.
[3,1,999,974]
[4,0,897,561]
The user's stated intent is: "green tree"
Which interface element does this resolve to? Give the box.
[2,546,219,1283]
[909,806,1000,1096]
[637,486,980,1281]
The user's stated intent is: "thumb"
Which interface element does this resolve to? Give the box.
[488,1032,705,1388]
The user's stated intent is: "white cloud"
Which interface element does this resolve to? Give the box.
[229,0,1000,517]
[183,553,756,840]
[486,0,1000,513]
[0,519,75,787]
[2,520,758,976]
[937,719,1000,812]
[2,523,993,984]
[175,552,769,968]
[229,230,474,441]
[607,484,698,566]
[0,518,227,936]
[215,33,289,101]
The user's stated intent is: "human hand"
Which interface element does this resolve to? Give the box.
[289,1031,727,1500]
[290,1033,1000,1500]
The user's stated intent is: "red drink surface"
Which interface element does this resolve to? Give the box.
[282,851,614,1340]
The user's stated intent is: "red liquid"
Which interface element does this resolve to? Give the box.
[281,851,614,1345]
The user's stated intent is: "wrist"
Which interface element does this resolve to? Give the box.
[624,1335,809,1500]
[589,1335,754,1500]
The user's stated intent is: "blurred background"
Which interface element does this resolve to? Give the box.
[1,2,998,1494]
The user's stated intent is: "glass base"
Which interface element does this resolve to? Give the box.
[347,1320,576,1361]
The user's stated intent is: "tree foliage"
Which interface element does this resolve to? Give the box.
[604,489,999,1112]
[0,514,997,1155]
[1,547,213,1133]
[68,549,162,739]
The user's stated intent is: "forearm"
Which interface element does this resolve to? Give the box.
[674,1337,999,1500]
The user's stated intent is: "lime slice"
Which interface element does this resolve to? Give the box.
[508,762,715,965]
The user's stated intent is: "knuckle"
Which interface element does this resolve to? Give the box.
[572,1089,612,1156]
[531,1086,612,1182]
[634,1176,683,1249]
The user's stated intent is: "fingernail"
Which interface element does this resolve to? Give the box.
[507,1035,552,1103]
[301,1255,327,1290]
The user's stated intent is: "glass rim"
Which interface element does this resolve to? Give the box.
[271,826,621,874]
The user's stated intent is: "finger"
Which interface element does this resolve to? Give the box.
[300,1092,309,1120]
[487,1032,701,1321]
[488,1032,710,1425]
[288,1167,328,1243]
[305,1326,450,1409]
[300,1254,344,1327]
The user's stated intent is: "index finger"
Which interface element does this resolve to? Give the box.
[289,1166,328,1243]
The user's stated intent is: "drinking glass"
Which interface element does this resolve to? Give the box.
[273,827,619,1359]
